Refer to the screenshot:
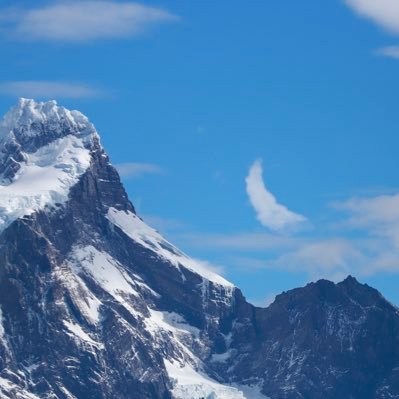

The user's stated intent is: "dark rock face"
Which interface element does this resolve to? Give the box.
[0,100,399,398]
[218,277,399,399]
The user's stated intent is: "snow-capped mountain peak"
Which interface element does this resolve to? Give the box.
[0,98,96,144]
[0,99,100,232]
[0,99,250,398]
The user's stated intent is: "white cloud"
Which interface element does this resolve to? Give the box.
[262,193,399,280]
[376,45,399,58]
[334,193,399,247]
[269,238,399,279]
[145,185,399,282]
[224,237,381,282]
[245,159,306,231]
[345,0,399,34]
[115,162,164,179]
[3,1,178,43]
[135,168,399,282]
[0,81,101,99]
[345,1,399,60]
[175,191,399,280]
[269,239,366,282]
[273,202,399,279]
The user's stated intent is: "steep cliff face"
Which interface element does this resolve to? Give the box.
[0,99,398,399]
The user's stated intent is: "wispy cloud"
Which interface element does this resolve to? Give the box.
[376,45,399,59]
[1,1,179,43]
[115,162,164,179]
[223,237,381,282]
[0,80,102,99]
[333,193,399,246]
[134,158,399,283]
[167,191,399,281]
[245,159,307,231]
[268,239,367,282]
[235,193,399,280]
[344,0,399,34]
[345,1,399,58]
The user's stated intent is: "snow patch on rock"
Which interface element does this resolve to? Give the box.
[53,265,102,325]
[0,307,5,342]
[106,208,234,288]
[145,309,201,341]
[165,360,269,399]
[68,245,140,317]
[0,134,91,231]
[146,310,268,399]
[0,307,11,357]
[58,386,78,399]
[63,320,103,349]
[0,376,40,399]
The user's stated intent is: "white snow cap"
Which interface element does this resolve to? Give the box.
[0,98,99,232]
[0,98,96,142]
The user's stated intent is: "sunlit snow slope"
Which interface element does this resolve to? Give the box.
[0,99,97,231]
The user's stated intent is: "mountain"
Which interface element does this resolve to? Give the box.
[0,99,398,399]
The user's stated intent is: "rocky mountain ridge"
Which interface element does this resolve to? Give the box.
[0,99,398,399]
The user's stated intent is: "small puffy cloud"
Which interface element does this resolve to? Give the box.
[0,81,101,99]
[345,0,399,34]
[115,162,164,179]
[2,1,178,43]
[245,159,306,231]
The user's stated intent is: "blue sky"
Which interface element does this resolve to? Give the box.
[1,0,399,306]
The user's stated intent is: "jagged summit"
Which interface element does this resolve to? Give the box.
[0,99,102,232]
[0,98,97,146]
[0,99,99,182]
[341,274,359,284]
[271,275,390,310]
